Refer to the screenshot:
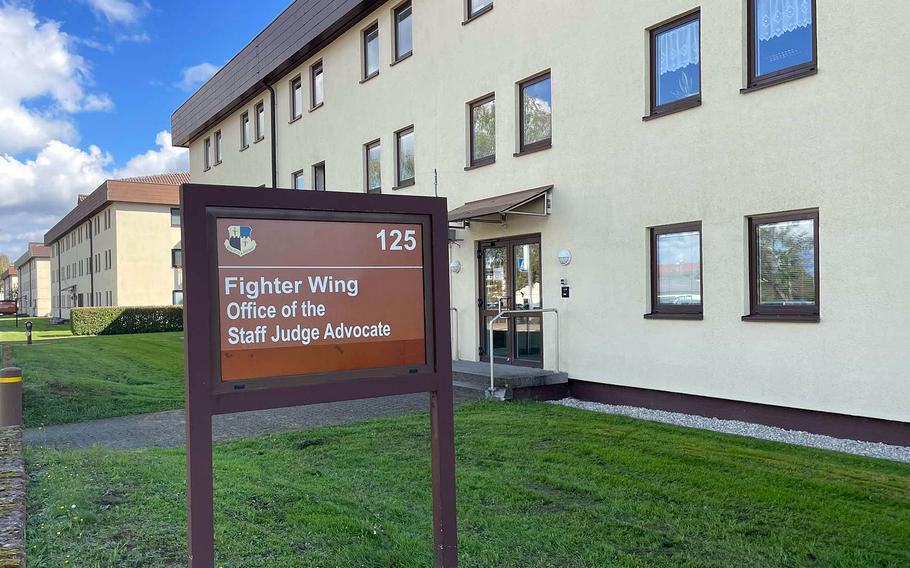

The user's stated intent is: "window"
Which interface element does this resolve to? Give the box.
[173,290,184,305]
[646,222,703,319]
[170,207,181,226]
[393,2,413,63]
[313,162,326,191]
[746,209,819,321]
[648,11,701,118]
[292,170,306,190]
[214,130,223,164]
[290,76,303,120]
[240,112,250,149]
[255,101,265,142]
[311,61,324,108]
[365,140,381,193]
[395,126,415,188]
[746,0,816,90]
[469,94,495,167]
[363,23,380,80]
[171,248,183,268]
[203,137,212,170]
[518,72,551,154]
[466,0,493,21]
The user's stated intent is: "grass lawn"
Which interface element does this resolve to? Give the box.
[26,402,910,567]
[0,316,73,343]
[5,330,185,428]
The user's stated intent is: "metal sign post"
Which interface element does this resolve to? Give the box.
[181,184,456,567]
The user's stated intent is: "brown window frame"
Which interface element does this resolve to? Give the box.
[646,10,701,120]
[468,93,495,168]
[240,111,250,149]
[394,125,415,189]
[213,130,223,165]
[310,60,324,109]
[517,71,552,155]
[392,1,413,64]
[646,221,703,320]
[292,169,306,190]
[254,101,265,142]
[290,75,303,121]
[362,22,380,82]
[203,136,211,170]
[312,161,326,191]
[744,0,817,93]
[464,0,493,24]
[745,209,820,322]
[364,139,382,194]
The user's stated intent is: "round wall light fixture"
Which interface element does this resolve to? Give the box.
[557,249,572,266]
[449,260,462,274]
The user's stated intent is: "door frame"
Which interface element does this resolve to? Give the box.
[477,233,543,368]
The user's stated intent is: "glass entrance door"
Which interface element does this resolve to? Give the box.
[479,235,542,367]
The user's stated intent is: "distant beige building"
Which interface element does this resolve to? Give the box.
[44,173,190,320]
[0,266,17,302]
[15,243,51,317]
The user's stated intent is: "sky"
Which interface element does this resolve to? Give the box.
[0,0,290,262]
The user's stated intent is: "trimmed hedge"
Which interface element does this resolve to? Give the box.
[71,306,184,336]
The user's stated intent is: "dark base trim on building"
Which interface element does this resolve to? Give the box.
[560,380,909,447]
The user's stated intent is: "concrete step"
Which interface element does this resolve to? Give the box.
[452,359,568,401]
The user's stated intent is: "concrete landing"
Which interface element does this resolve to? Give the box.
[452,359,568,401]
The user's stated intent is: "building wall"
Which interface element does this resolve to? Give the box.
[184,1,910,423]
[17,259,51,317]
[113,202,183,306]
[51,207,118,320]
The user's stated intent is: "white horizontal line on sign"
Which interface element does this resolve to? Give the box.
[218,265,424,270]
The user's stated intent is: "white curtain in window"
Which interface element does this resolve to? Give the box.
[657,20,699,74]
[756,0,812,41]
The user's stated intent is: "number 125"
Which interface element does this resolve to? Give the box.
[376,229,417,251]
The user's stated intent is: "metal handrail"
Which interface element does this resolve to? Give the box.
[487,308,559,394]
[449,307,459,360]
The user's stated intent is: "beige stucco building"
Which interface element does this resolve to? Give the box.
[14,244,52,317]
[172,1,910,443]
[0,266,17,302]
[44,174,189,320]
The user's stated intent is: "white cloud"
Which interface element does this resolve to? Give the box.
[0,5,114,153]
[176,62,220,92]
[83,0,145,24]
[0,133,188,260]
[114,131,188,179]
[0,5,184,260]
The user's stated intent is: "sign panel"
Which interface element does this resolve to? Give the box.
[215,218,427,382]
[182,185,456,568]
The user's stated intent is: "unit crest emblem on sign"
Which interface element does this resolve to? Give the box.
[224,225,257,257]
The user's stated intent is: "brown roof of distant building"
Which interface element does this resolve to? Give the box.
[14,243,51,268]
[44,175,186,245]
[171,0,383,147]
[118,172,191,185]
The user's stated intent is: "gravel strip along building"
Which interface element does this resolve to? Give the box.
[172,1,910,445]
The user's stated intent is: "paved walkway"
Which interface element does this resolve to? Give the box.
[25,389,482,450]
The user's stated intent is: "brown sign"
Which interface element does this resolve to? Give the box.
[216,218,427,381]
[181,185,456,568]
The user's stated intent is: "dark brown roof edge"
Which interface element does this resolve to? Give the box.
[43,179,182,246]
[15,243,51,267]
[171,0,384,147]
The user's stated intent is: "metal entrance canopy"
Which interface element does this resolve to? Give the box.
[448,185,552,228]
